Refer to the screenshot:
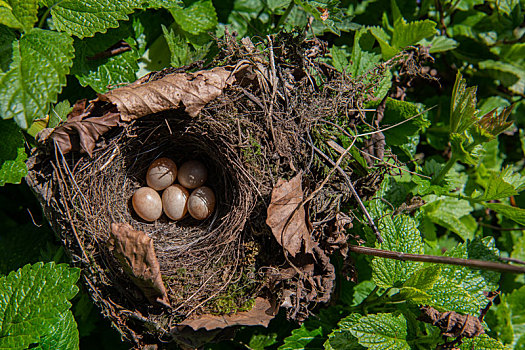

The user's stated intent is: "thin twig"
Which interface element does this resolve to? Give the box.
[349,245,525,274]
[479,222,525,231]
[311,143,383,243]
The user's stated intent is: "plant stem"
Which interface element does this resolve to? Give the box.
[348,245,525,274]
[432,154,458,184]
[38,7,53,29]
[276,1,295,30]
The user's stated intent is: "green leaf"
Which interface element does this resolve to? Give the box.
[369,26,397,60]
[0,28,74,129]
[0,262,80,349]
[41,0,142,39]
[474,167,525,201]
[72,24,139,93]
[380,98,429,146]
[483,202,525,226]
[450,72,479,135]
[293,0,342,35]
[371,215,424,288]
[478,59,525,95]
[0,119,27,186]
[420,35,458,53]
[0,0,38,31]
[428,237,500,314]
[169,0,218,35]
[423,196,476,241]
[279,325,323,350]
[324,314,364,350]
[49,100,72,128]
[0,25,15,72]
[391,18,436,51]
[248,333,278,350]
[459,334,507,350]
[397,287,431,303]
[402,265,441,291]
[34,311,79,350]
[350,313,410,350]
[162,25,190,67]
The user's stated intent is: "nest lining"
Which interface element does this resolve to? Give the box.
[63,110,260,318]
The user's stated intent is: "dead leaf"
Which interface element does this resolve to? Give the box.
[266,173,313,257]
[44,111,121,157]
[39,66,243,156]
[418,306,484,338]
[98,66,236,120]
[108,222,170,307]
[180,297,276,331]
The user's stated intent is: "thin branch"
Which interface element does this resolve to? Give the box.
[310,143,383,243]
[349,245,525,274]
[479,222,525,231]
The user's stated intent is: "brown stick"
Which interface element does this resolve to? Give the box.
[348,245,525,274]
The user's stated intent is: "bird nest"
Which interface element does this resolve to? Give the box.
[25,33,419,348]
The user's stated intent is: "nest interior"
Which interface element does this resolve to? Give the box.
[26,33,430,347]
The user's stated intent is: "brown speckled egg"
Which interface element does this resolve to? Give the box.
[178,160,208,189]
[132,187,162,222]
[146,157,177,191]
[187,186,215,220]
[162,184,189,221]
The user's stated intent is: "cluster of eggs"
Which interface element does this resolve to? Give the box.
[132,158,215,222]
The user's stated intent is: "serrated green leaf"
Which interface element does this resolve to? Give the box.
[403,265,441,290]
[423,196,476,241]
[450,72,479,135]
[170,0,218,35]
[324,314,364,350]
[0,119,27,186]
[483,202,525,226]
[0,262,80,349]
[380,98,429,146]
[420,35,458,53]
[371,215,423,288]
[398,287,431,302]
[350,313,410,350]
[41,0,142,39]
[72,24,139,93]
[0,0,38,31]
[0,25,15,72]
[162,24,190,67]
[279,325,323,350]
[459,334,508,350]
[428,237,500,314]
[391,18,436,50]
[34,311,79,350]
[0,28,74,129]
[450,132,485,165]
[474,167,525,201]
[368,26,397,60]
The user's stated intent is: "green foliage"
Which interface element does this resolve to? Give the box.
[0,119,27,186]
[349,313,409,350]
[0,28,74,129]
[0,262,80,349]
[371,215,423,288]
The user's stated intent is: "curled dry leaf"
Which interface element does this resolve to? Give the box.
[266,172,313,257]
[418,305,484,338]
[99,66,236,121]
[39,66,241,156]
[108,222,170,307]
[180,297,276,331]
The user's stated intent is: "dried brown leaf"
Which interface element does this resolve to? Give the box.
[39,66,243,156]
[180,297,276,331]
[98,66,236,121]
[108,222,170,306]
[266,173,313,257]
[45,112,121,157]
[418,306,484,338]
